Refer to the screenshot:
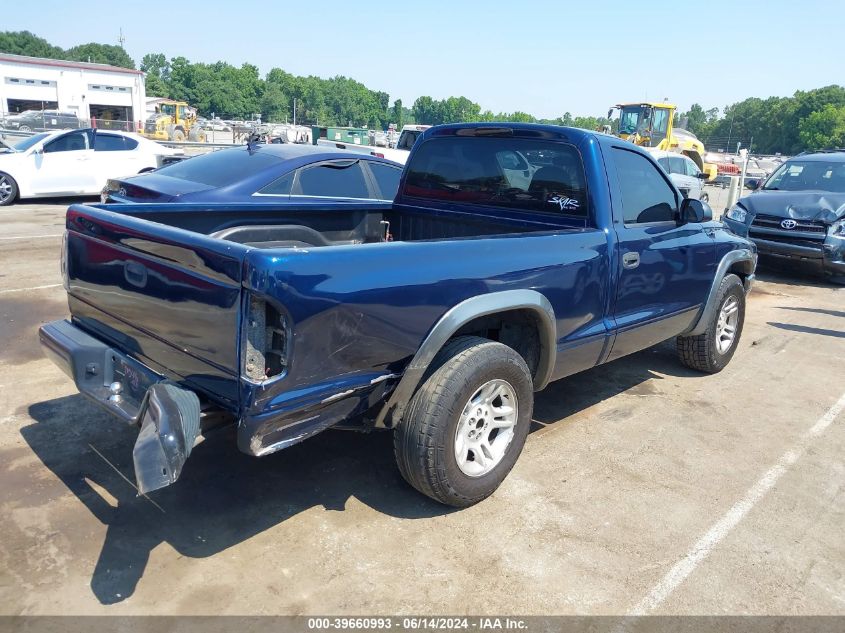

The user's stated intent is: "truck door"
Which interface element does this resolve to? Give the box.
[606,145,715,360]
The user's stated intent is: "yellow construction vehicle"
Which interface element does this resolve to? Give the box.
[607,102,717,180]
[143,100,206,143]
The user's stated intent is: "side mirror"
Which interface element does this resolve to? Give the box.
[697,172,708,179]
[680,198,713,223]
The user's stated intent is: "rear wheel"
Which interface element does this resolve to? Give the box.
[0,172,18,206]
[18,125,31,133]
[677,274,745,373]
[393,336,533,507]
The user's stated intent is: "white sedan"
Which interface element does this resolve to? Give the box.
[650,149,709,203]
[0,129,181,206]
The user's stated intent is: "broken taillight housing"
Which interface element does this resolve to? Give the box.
[243,296,289,382]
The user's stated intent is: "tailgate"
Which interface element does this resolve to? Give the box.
[64,204,249,408]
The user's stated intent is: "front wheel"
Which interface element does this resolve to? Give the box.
[393,336,534,507]
[0,172,18,206]
[677,273,745,373]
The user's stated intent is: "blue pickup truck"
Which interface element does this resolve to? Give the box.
[40,123,756,507]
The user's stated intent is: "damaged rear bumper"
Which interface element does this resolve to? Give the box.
[39,319,202,494]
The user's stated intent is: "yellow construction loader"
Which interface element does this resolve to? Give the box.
[607,102,717,180]
[143,100,206,143]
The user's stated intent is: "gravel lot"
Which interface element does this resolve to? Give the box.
[0,200,843,616]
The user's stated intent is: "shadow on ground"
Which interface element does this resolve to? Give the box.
[21,339,694,605]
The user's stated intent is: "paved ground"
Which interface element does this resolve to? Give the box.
[0,200,843,616]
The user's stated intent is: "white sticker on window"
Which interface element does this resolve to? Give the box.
[549,195,580,211]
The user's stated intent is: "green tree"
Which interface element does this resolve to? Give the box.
[0,30,64,58]
[141,53,169,97]
[798,104,845,149]
[392,99,404,128]
[65,43,135,69]
[261,82,290,122]
[412,96,436,124]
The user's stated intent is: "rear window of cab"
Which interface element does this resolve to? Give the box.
[404,136,588,219]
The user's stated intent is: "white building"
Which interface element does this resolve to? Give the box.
[0,53,146,128]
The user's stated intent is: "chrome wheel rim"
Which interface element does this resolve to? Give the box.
[454,379,518,477]
[0,176,12,203]
[715,295,739,354]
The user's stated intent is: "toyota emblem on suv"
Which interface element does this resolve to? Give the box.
[780,219,797,229]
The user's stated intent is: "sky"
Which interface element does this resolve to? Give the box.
[5,0,843,119]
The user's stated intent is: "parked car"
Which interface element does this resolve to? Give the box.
[40,123,756,507]
[723,150,845,283]
[711,175,732,189]
[652,150,708,202]
[102,143,403,204]
[1,109,80,132]
[203,119,232,132]
[0,129,181,206]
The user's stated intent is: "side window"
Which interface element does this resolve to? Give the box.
[258,171,294,196]
[657,157,670,172]
[613,148,677,224]
[296,161,369,199]
[668,156,686,175]
[652,108,669,134]
[684,158,700,177]
[368,162,402,199]
[43,130,90,153]
[95,134,127,152]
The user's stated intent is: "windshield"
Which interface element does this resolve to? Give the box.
[4,133,50,152]
[618,106,644,135]
[11,110,41,119]
[763,159,845,192]
[160,104,176,116]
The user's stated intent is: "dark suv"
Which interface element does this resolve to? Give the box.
[1,110,80,132]
[723,150,845,283]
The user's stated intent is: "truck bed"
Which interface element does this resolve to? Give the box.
[62,200,607,454]
[95,200,577,247]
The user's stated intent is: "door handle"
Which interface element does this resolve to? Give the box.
[622,252,640,269]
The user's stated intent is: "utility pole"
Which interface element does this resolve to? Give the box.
[118,28,126,49]
[725,111,735,153]
[293,98,297,127]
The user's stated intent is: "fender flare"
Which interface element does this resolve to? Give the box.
[375,289,556,428]
[684,248,756,336]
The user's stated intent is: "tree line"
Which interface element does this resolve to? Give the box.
[2,30,845,152]
[679,85,845,155]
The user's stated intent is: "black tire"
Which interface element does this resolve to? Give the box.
[393,335,534,507]
[19,125,31,133]
[700,192,709,203]
[0,171,19,206]
[677,273,745,373]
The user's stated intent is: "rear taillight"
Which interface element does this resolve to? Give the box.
[243,296,289,382]
[61,231,69,291]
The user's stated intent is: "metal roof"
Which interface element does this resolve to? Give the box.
[0,53,143,75]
